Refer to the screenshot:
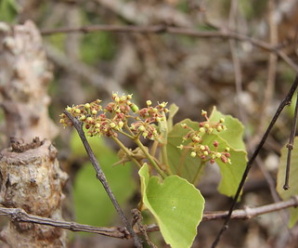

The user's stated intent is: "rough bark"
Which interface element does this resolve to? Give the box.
[0,21,68,247]
[0,21,58,143]
[0,139,68,247]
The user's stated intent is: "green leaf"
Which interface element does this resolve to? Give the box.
[167,103,179,132]
[71,132,135,227]
[215,142,247,196]
[139,164,205,248]
[167,118,206,182]
[167,107,247,197]
[276,137,298,227]
[209,106,246,150]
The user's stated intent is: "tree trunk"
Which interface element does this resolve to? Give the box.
[0,21,68,247]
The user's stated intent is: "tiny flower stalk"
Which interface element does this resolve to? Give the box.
[111,136,143,168]
[134,138,168,178]
[176,110,231,184]
[60,94,232,182]
[60,94,170,178]
[157,112,172,175]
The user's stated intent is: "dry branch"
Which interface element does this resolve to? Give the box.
[40,24,298,73]
[0,207,128,239]
[40,24,283,52]
[212,75,298,247]
[0,195,297,238]
[63,111,142,248]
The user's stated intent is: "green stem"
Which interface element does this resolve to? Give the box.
[161,144,172,175]
[117,129,134,140]
[150,140,159,157]
[124,123,135,137]
[112,137,143,168]
[192,162,206,184]
[157,112,172,174]
[134,139,168,178]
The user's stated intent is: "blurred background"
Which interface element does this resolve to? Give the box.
[1,0,298,247]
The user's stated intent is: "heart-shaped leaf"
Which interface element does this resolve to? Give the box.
[139,164,205,248]
[167,107,247,197]
[208,106,246,150]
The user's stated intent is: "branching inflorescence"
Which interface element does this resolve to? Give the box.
[59,93,250,248]
[60,93,231,178]
[60,94,168,139]
[178,110,231,165]
[60,93,170,177]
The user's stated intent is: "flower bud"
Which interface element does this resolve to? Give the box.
[118,121,124,129]
[130,104,139,113]
[201,110,207,116]
[159,102,167,108]
[215,152,222,158]
[181,123,187,128]
[190,151,196,158]
[120,95,127,101]
[79,115,86,121]
[204,123,210,128]
[217,126,223,132]
[86,117,93,122]
[138,125,145,132]
[199,127,206,133]
[177,145,184,150]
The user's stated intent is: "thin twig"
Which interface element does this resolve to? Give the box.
[39,24,277,52]
[63,111,142,248]
[0,207,128,238]
[1,196,298,236]
[39,24,279,53]
[39,24,271,51]
[284,91,298,189]
[203,195,298,221]
[40,24,298,73]
[211,75,298,248]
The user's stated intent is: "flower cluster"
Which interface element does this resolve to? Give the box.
[178,110,231,165]
[59,93,168,139]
